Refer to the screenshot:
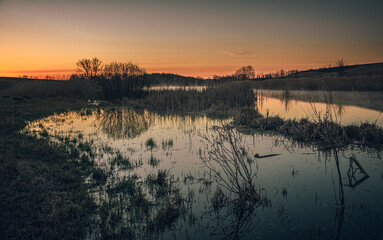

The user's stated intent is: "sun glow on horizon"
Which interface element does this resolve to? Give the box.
[1,0,382,79]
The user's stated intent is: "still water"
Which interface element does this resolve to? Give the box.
[23,107,383,240]
[256,90,383,127]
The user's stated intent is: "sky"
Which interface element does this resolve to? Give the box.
[0,0,383,78]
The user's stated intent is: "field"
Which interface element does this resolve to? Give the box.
[1,66,383,239]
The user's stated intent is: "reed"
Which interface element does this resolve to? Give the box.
[143,82,256,113]
[233,107,383,150]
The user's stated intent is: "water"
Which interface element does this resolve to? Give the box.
[146,85,207,91]
[256,90,383,126]
[23,107,383,239]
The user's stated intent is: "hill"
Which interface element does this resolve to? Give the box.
[255,62,383,91]
[288,62,383,79]
[143,73,203,86]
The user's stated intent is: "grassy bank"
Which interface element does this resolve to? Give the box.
[0,97,96,239]
[233,107,383,150]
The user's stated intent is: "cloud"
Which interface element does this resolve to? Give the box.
[223,51,254,57]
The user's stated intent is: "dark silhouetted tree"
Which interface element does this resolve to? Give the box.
[95,60,148,100]
[77,57,102,78]
[91,58,102,76]
[77,59,92,78]
[336,59,345,67]
[234,65,255,80]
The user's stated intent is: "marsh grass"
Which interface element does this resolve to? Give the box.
[201,125,269,208]
[162,138,174,151]
[40,127,187,239]
[142,82,255,114]
[234,107,383,150]
[0,129,95,239]
[111,152,135,170]
[0,98,187,239]
[1,79,98,98]
[145,137,157,151]
[148,155,161,167]
[0,97,98,239]
[94,168,186,239]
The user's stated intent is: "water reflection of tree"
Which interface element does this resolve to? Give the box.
[282,91,292,112]
[97,109,153,139]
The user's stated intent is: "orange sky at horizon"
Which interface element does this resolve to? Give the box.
[1,60,381,80]
[1,0,382,79]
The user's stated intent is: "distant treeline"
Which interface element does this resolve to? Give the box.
[143,73,203,86]
[253,62,383,91]
[1,60,383,100]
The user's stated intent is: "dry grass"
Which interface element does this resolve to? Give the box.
[234,107,383,150]
[1,79,98,98]
[142,82,256,113]
[0,97,95,239]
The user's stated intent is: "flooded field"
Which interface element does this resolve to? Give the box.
[23,107,383,239]
[256,90,383,127]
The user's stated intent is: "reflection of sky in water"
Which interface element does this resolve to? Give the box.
[257,94,383,127]
[23,109,383,239]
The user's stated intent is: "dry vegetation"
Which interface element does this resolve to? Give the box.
[234,107,383,150]
[0,78,98,98]
[0,97,95,239]
[140,82,255,115]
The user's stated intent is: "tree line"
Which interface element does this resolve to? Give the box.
[72,58,148,100]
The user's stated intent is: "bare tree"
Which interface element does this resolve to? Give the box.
[336,58,345,67]
[76,58,92,78]
[91,57,102,77]
[234,65,255,80]
[97,60,147,100]
[102,61,146,78]
[76,57,102,78]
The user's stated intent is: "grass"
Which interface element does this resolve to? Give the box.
[161,138,174,150]
[138,82,256,115]
[233,107,383,150]
[3,98,187,239]
[145,137,157,151]
[96,168,185,239]
[201,125,267,207]
[1,73,382,238]
[149,155,161,167]
[0,97,96,239]
[0,78,98,98]
[111,152,135,170]
[0,134,96,239]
